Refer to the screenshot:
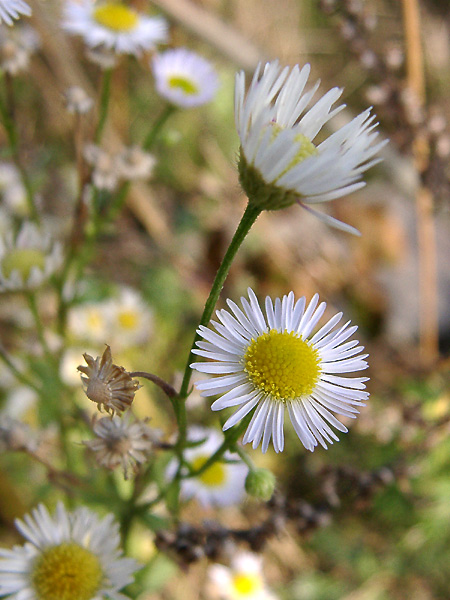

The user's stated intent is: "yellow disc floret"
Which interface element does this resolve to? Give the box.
[191,454,226,487]
[93,2,139,31]
[232,572,262,596]
[168,76,199,96]
[32,542,103,600]
[118,310,139,330]
[244,329,320,401]
[1,248,46,281]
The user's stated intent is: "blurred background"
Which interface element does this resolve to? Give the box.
[0,0,449,598]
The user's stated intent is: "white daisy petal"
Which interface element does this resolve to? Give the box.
[192,288,368,452]
[236,60,385,232]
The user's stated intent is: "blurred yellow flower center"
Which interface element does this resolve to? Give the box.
[244,329,320,400]
[1,248,45,280]
[118,310,138,330]
[168,76,198,95]
[232,573,262,596]
[191,454,226,487]
[93,3,139,31]
[87,311,103,331]
[32,542,102,600]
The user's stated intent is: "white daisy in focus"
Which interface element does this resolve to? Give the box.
[207,552,277,600]
[166,427,247,508]
[108,287,153,349]
[152,48,219,108]
[236,61,387,234]
[0,502,138,600]
[63,0,168,56]
[0,222,62,291]
[0,0,31,26]
[192,288,368,453]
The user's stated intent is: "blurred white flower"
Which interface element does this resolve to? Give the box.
[166,426,247,508]
[107,287,153,349]
[152,48,219,108]
[115,146,156,181]
[207,552,277,600]
[68,301,111,344]
[63,0,168,56]
[0,222,63,291]
[0,23,38,73]
[0,503,138,600]
[64,86,94,115]
[84,144,119,191]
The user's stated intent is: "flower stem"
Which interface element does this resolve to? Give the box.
[143,104,176,151]
[94,67,113,144]
[178,202,261,401]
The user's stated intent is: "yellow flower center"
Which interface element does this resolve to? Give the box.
[118,310,139,330]
[244,329,320,401]
[270,123,318,176]
[93,2,139,31]
[87,310,104,332]
[232,573,262,596]
[1,248,46,280]
[167,75,199,96]
[32,542,103,600]
[191,454,226,487]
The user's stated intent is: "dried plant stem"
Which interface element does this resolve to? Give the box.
[402,0,439,363]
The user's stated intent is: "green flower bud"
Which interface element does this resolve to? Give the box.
[245,468,276,501]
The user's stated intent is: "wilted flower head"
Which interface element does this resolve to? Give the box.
[0,0,31,27]
[84,413,158,478]
[152,48,219,108]
[64,86,94,115]
[207,552,277,600]
[0,502,138,600]
[192,288,368,453]
[0,222,63,291]
[63,0,168,56]
[236,61,387,233]
[78,345,141,414]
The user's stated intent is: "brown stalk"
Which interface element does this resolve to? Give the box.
[402,0,439,363]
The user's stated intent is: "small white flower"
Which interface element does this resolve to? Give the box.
[0,24,39,74]
[64,86,94,115]
[152,48,219,108]
[84,144,119,191]
[236,61,387,233]
[0,162,28,215]
[68,301,111,344]
[207,552,277,600]
[166,427,247,508]
[0,222,62,291]
[0,502,138,600]
[115,146,156,181]
[0,0,31,26]
[192,288,368,453]
[63,0,168,56]
[107,287,153,349]
[84,413,157,478]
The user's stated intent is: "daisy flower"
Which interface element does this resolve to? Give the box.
[0,0,31,26]
[166,427,247,508]
[192,288,368,453]
[207,552,277,600]
[152,48,219,108]
[62,0,168,56]
[0,222,62,291]
[0,502,138,600]
[107,286,153,349]
[236,61,387,234]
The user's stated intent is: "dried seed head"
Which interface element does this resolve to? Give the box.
[78,345,140,415]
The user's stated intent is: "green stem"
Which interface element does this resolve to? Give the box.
[94,68,113,144]
[143,104,176,151]
[26,292,53,360]
[0,82,37,220]
[178,202,261,401]
[0,345,41,393]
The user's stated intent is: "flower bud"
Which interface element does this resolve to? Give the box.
[245,468,276,501]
